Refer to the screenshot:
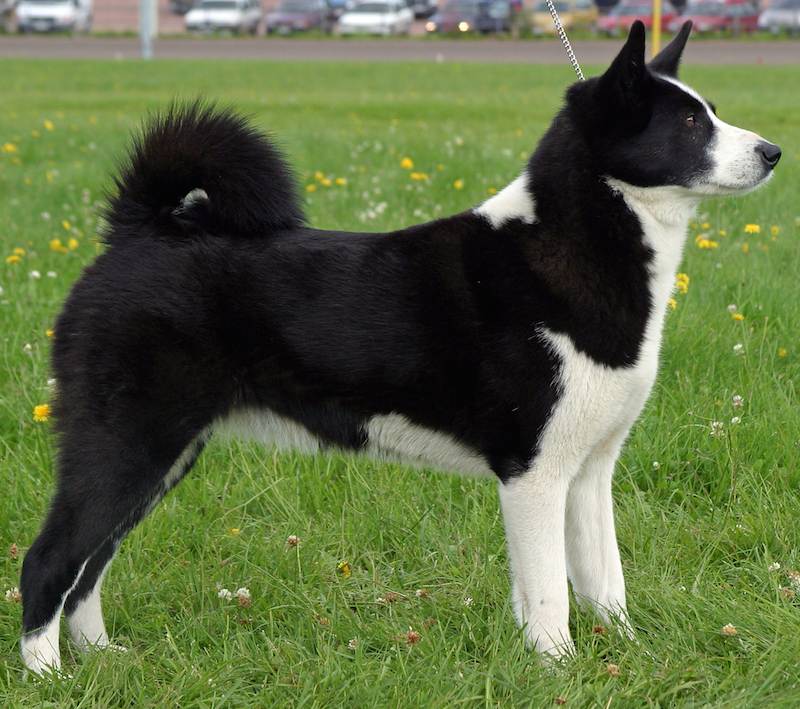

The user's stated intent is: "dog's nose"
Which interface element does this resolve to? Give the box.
[757,142,782,169]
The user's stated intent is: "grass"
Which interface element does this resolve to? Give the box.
[0,59,798,706]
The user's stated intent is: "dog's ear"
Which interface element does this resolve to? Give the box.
[649,21,692,77]
[595,20,650,127]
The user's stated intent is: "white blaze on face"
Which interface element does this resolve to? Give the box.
[657,75,771,195]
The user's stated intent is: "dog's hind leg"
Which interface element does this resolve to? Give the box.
[62,435,206,654]
[20,428,207,675]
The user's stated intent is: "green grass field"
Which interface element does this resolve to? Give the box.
[0,59,798,706]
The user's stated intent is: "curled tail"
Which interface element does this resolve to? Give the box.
[104,102,304,240]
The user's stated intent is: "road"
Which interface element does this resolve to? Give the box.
[0,34,797,64]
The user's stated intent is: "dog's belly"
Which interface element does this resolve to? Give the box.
[216,409,494,477]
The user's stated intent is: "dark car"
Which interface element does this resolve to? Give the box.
[266,0,333,33]
[425,0,512,32]
[667,1,758,33]
[597,1,678,33]
[409,0,437,18]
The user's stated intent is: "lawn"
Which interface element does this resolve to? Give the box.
[0,59,798,706]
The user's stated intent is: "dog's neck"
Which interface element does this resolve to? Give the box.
[604,178,700,229]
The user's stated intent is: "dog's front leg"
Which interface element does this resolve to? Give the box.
[498,468,573,658]
[565,436,633,638]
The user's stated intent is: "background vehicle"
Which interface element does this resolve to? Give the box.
[596,1,677,34]
[16,0,92,33]
[337,0,413,34]
[758,0,800,33]
[185,0,262,34]
[425,0,514,32]
[409,0,437,18]
[668,1,758,34]
[169,0,195,14]
[266,0,333,33]
[530,0,597,33]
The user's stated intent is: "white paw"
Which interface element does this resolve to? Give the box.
[21,635,62,677]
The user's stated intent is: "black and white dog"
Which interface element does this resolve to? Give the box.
[21,21,781,674]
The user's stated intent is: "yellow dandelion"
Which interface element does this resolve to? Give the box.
[45,329,54,338]
[770,225,780,236]
[744,224,760,234]
[1,142,18,154]
[741,242,750,254]
[732,312,745,321]
[336,560,352,579]
[314,170,325,181]
[5,254,21,265]
[675,273,689,294]
[718,229,727,237]
[33,404,51,422]
[13,247,25,256]
[49,238,68,253]
[487,187,497,195]
[229,527,241,536]
[696,237,719,250]
[62,220,71,231]
[68,238,79,250]
[409,171,429,181]
[701,222,710,230]
[335,177,347,186]
[436,164,444,172]
[667,297,677,311]
[320,177,332,187]
[400,157,414,170]
[778,347,788,358]
[306,184,317,193]
[453,179,464,190]
[43,119,55,131]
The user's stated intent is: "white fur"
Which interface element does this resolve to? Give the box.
[67,559,113,650]
[366,413,492,476]
[182,188,209,207]
[217,409,492,477]
[656,75,771,195]
[502,178,695,653]
[21,560,88,675]
[474,175,536,229]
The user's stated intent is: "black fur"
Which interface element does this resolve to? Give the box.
[21,25,728,644]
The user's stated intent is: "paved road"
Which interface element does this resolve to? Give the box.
[1,35,798,64]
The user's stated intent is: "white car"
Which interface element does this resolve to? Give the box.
[758,0,800,34]
[16,0,92,33]
[337,0,413,34]
[185,0,262,34]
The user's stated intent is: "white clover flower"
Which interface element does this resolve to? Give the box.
[46,271,57,278]
[727,303,738,313]
[29,270,41,279]
[731,416,741,425]
[733,343,744,355]
[652,461,660,470]
[347,637,359,650]
[732,394,744,408]
[768,562,781,572]
[463,596,473,607]
[5,587,21,602]
[235,587,251,602]
[217,588,233,600]
[710,421,725,437]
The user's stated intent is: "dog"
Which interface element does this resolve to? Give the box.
[20,20,781,675]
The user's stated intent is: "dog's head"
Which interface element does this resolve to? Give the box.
[567,21,780,196]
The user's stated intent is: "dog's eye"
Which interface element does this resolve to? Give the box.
[685,114,696,127]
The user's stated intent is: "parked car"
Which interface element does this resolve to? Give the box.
[337,0,413,34]
[596,2,677,34]
[169,0,195,14]
[758,0,800,33]
[185,0,262,34]
[266,0,332,33]
[425,0,512,32]
[409,0,437,18]
[667,1,757,33]
[16,0,92,33]
[530,0,597,33]
[326,0,350,18]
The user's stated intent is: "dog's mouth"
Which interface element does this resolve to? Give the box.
[692,170,774,197]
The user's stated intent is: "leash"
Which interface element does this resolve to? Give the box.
[544,0,585,82]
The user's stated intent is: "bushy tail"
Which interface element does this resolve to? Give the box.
[103,102,304,240]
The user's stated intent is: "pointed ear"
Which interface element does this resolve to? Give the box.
[650,21,693,77]
[595,20,650,126]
